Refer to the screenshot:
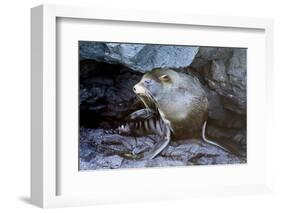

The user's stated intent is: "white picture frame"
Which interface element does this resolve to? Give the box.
[31,4,274,208]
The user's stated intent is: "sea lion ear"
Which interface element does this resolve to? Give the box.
[159,74,170,82]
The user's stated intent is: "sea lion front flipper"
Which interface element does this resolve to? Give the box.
[201,121,229,152]
[143,122,171,160]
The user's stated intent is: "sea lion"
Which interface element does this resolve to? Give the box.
[118,68,227,159]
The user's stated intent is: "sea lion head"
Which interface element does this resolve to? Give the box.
[133,68,178,109]
[133,68,208,139]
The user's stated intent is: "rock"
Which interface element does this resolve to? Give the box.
[79,128,243,170]
[80,42,199,72]
[95,155,123,169]
[161,139,242,164]
[191,47,233,68]
[225,49,247,113]
[79,61,142,128]
[191,48,247,115]
[145,157,186,167]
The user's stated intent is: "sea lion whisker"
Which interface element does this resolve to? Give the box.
[145,90,160,112]
[139,96,150,109]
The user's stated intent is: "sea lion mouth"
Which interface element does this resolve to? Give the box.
[137,89,175,134]
[136,91,159,113]
[138,94,155,109]
[133,82,157,111]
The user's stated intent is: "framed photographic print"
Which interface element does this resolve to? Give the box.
[31,4,274,208]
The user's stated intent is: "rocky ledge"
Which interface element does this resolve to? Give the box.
[80,128,243,170]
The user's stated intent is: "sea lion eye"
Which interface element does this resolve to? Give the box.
[159,74,170,82]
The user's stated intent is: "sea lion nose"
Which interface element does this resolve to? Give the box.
[133,83,145,94]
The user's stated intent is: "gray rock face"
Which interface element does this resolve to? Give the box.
[80,42,199,72]
[190,47,233,68]
[191,48,247,115]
